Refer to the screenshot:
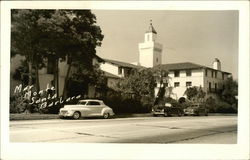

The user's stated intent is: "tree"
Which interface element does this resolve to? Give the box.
[35,10,104,96]
[11,10,53,89]
[184,86,206,102]
[184,86,198,100]
[219,77,238,105]
[11,9,104,97]
[11,9,104,113]
[152,67,169,105]
[110,68,156,113]
[114,68,156,99]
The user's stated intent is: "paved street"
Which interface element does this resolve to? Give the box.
[10,115,237,143]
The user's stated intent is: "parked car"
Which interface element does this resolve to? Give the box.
[59,99,115,119]
[183,103,208,116]
[152,103,184,117]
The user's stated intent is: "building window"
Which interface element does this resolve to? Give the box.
[211,71,214,78]
[186,70,192,76]
[47,57,55,74]
[174,71,180,77]
[209,82,212,91]
[222,73,224,80]
[118,67,122,75]
[205,69,207,76]
[215,71,217,78]
[156,58,158,63]
[186,81,192,87]
[215,83,217,91]
[174,82,180,87]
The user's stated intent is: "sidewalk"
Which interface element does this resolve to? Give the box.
[10,113,153,121]
[9,113,237,121]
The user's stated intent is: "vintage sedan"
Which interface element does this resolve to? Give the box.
[152,103,183,117]
[59,99,115,119]
[183,103,208,116]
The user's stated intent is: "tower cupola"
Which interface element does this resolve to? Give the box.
[139,20,163,68]
[144,20,158,42]
[146,20,157,34]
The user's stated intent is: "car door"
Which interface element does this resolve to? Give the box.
[87,101,102,116]
[77,101,89,117]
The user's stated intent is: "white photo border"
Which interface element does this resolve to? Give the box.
[1,1,249,160]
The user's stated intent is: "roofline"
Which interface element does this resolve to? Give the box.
[167,66,231,74]
[94,55,104,62]
[156,62,231,74]
[103,58,145,69]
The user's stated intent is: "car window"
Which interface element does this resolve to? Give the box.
[87,101,100,105]
[78,101,87,105]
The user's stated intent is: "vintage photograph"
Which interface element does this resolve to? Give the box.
[2,1,249,160]
[9,9,239,144]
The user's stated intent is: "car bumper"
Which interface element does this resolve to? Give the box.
[59,112,74,117]
[184,111,196,115]
[152,110,165,115]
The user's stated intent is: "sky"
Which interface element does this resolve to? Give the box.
[92,10,239,79]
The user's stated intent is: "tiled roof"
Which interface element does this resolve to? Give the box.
[104,58,145,69]
[155,62,203,70]
[154,62,231,74]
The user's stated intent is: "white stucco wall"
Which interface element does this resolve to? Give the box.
[38,58,69,96]
[203,69,229,93]
[155,68,230,100]
[38,74,54,91]
[166,69,204,99]
[139,42,162,68]
[139,42,154,68]
[144,32,157,42]
[100,62,124,77]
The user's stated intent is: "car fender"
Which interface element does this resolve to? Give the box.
[68,109,85,117]
[101,107,112,115]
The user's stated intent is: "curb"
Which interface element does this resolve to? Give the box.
[10,113,153,121]
[9,113,237,121]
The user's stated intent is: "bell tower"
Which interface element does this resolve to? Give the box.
[138,20,163,68]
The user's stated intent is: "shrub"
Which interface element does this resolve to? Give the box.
[10,95,30,113]
[102,90,153,114]
[205,96,216,113]
[214,101,237,113]
[205,96,237,113]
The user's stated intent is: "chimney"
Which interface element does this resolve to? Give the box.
[213,58,221,70]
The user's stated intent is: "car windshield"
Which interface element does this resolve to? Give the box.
[78,101,87,105]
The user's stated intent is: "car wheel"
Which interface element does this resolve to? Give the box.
[164,111,168,117]
[103,113,110,119]
[153,114,157,117]
[178,111,182,117]
[196,111,200,116]
[205,111,208,116]
[72,112,81,119]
